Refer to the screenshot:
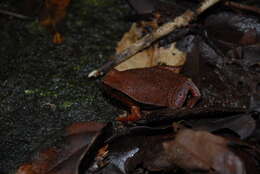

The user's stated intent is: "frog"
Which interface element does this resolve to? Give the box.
[102,65,201,122]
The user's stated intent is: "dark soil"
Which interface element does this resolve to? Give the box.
[0,1,130,173]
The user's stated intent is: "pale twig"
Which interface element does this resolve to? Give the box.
[88,0,221,78]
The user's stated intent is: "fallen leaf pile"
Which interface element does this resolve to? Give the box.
[16,122,111,174]
[16,107,260,174]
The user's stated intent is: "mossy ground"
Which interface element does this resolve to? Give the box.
[0,1,130,173]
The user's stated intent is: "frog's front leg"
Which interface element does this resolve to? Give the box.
[186,80,201,108]
[103,85,142,122]
[116,105,142,122]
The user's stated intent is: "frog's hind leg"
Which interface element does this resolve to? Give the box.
[108,90,142,122]
[103,85,142,122]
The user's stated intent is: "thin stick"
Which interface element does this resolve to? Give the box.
[0,9,32,20]
[224,1,260,15]
[88,0,221,78]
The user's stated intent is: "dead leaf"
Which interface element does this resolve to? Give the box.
[126,0,158,15]
[162,127,247,174]
[16,122,109,174]
[91,125,174,174]
[141,106,255,139]
[114,21,186,71]
[191,114,256,139]
[140,107,246,126]
[39,0,71,44]
[114,23,159,71]
[227,44,260,70]
[204,12,260,49]
[250,93,260,113]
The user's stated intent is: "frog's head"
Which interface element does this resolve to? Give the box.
[172,88,188,108]
[102,69,121,86]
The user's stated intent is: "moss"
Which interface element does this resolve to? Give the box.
[25,20,46,35]
[86,0,108,6]
[60,101,74,109]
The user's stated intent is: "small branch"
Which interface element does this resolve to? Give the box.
[224,1,260,15]
[88,0,220,78]
[0,9,32,20]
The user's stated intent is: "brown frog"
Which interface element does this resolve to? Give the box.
[102,65,201,122]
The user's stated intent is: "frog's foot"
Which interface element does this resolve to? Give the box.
[116,106,142,122]
[117,111,128,118]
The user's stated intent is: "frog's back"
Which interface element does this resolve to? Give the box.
[103,66,188,107]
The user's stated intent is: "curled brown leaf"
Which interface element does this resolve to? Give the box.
[16,122,107,174]
[162,128,247,174]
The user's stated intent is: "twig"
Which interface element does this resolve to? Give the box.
[0,9,32,20]
[88,0,221,78]
[224,1,260,15]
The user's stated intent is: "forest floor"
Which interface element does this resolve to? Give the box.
[1,0,260,173]
[0,0,130,173]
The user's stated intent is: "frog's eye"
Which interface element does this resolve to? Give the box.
[178,92,184,97]
[175,90,186,106]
